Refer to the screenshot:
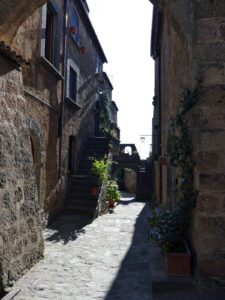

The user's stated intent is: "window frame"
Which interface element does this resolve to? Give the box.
[66,58,81,109]
[69,67,77,101]
[40,0,61,70]
[96,56,102,74]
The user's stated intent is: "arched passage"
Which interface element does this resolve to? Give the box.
[114,167,137,193]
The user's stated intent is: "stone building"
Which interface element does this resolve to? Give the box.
[0,0,112,292]
[150,0,225,289]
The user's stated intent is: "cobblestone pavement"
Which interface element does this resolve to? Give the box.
[4,194,151,300]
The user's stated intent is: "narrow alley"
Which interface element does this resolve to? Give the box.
[4,194,151,300]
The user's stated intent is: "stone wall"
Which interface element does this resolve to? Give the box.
[192,3,225,287]
[9,0,108,223]
[0,56,44,290]
[151,0,225,288]
[0,0,48,43]
[0,0,109,291]
[124,169,137,193]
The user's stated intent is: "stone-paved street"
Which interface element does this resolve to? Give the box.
[4,194,151,300]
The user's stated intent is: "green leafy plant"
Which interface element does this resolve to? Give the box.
[99,91,114,136]
[89,155,109,181]
[149,210,186,253]
[149,89,198,253]
[106,180,121,203]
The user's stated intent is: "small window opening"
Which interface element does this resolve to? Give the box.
[45,4,55,63]
[69,67,77,101]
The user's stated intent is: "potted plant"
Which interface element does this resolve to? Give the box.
[106,180,121,208]
[159,156,167,165]
[148,209,191,276]
[80,46,87,54]
[70,26,77,35]
[89,156,108,186]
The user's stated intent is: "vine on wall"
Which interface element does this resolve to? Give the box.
[149,89,198,253]
[168,89,198,222]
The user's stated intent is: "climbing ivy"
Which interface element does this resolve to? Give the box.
[149,89,198,253]
[99,91,114,136]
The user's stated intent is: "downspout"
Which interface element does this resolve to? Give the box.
[59,0,68,178]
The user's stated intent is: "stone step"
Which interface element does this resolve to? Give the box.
[68,192,92,200]
[69,174,91,180]
[62,206,96,217]
[77,169,92,175]
[70,185,92,192]
[57,214,92,224]
[65,199,97,208]
[68,180,92,187]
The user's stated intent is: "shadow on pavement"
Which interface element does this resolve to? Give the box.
[105,194,151,300]
[44,217,89,245]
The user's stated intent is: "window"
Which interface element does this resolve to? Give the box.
[69,67,77,101]
[41,0,61,70]
[96,56,102,74]
[45,4,55,63]
[66,58,80,108]
[71,5,79,44]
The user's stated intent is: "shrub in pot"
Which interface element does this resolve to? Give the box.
[148,209,191,276]
[106,180,121,207]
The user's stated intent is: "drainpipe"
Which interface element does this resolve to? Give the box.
[59,0,68,178]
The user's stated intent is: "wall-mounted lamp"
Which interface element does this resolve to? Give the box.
[140,136,145,143]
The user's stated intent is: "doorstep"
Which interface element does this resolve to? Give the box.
[149,239,194,293]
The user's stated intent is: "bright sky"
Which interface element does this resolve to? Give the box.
[87,0,154,159]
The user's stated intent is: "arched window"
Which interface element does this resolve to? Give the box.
[124,146,132,155]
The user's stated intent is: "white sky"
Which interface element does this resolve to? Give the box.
[87,0,154,158]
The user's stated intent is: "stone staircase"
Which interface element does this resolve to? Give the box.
[136,160,154,202]
[63,137,109,222]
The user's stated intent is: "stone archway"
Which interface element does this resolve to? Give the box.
[28,117,46,213]
[114,167,137,193]
[112,144,140,178]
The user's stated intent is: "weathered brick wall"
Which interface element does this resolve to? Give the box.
[192,2,225,287]
[0,56,44,290]
[153,0,225,288]
[159,13,194,208]
[11,5,63,223]
[10,0,108,222]
[0,0,109,290]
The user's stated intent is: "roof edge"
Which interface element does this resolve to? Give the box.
[78,0,108,63]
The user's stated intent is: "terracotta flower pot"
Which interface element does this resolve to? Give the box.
[70,26,77,35]
[80,46,87,54]
[160,157,166,165]
[165,252,191,277]
[91,187,98,195]
[108,200,115,207]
